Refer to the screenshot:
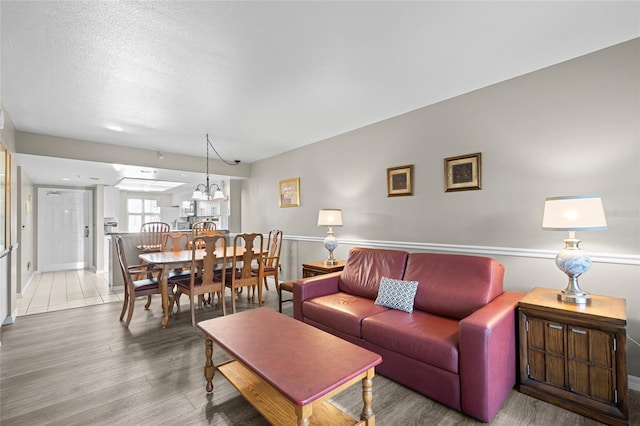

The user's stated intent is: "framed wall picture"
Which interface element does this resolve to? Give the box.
[387,165,414,197]
[444,152,482,192]
[279,177,300,207]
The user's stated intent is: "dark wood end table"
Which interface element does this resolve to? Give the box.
[302,260,346,278]
[278,260,346,312]
[518,287,628,425]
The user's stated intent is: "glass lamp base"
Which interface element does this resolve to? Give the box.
[555,238,592,305]
[323,228,338,266]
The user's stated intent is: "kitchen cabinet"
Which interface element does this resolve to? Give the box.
[196,200,219,217]
[103,186,120,218]
[179,201,194,217]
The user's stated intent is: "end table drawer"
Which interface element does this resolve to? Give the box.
[302,260,346,278]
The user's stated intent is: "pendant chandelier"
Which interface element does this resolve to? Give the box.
[192,134,236,201]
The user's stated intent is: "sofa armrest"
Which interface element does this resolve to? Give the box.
[293,271,341,321]
[458,291,525,422]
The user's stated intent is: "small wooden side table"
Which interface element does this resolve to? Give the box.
[518,287,628,425]
[279,261,346,312]
[278,281,294,313]
[302,260,346,278]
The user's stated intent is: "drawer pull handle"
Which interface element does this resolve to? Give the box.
[570,328,587,335]
[548,324,563,330]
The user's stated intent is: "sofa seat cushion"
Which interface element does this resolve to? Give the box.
[303,292,389,338]
[362,309,460,374]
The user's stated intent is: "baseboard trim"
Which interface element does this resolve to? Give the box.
[17,271,39,299]
[2,307,17,325]
[285,235,640,266]
[629,375,640,391]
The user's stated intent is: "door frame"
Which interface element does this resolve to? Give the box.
[36,188,94,272]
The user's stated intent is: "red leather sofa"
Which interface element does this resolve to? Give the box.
[293,247,524,422]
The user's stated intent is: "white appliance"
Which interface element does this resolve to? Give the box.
[104,220,118,233]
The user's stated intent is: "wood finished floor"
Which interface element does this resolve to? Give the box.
[2,286,638,425]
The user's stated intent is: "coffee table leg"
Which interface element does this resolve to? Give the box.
[204,338,215,393]
[295,405,312,425]
[360,368,375,425]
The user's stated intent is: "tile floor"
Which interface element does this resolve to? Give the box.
[17,270,124,316]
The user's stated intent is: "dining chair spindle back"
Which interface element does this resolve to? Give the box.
[191,221,219,248]
[192,220,217,236]
[138,221,170,253]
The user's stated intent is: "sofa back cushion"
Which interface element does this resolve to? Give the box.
[339,248,409,300]
[404,253,504,320]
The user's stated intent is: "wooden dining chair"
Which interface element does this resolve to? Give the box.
[226,233,264,314]
[189,224,222,304]
[191,220,217,237]
[160,232,192,292]
[174,234,227,326]
[161,231,190,252]
[185,221,216,250]
[138,221,170,253]
[137,222,170,280]
[115,235,172,328]
[250,229,283,302]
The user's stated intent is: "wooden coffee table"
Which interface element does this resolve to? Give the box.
[197,308,382,425]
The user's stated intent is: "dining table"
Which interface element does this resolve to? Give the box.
[139,246,261,327]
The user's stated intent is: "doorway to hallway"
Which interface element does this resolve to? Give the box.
[37,188,93,272]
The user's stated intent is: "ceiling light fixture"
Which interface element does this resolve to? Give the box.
[105,124,123,132]
[206,133,240,166]
[114,177,185,192]
[192,134,236,200]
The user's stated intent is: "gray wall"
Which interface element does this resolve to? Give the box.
[242,39,640,375]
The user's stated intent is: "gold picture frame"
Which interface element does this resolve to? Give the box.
[387,165,414,197]
[279,177,300,207]
[444,152,482,192]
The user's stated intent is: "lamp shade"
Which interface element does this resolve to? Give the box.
[542,195,607,231]
[192,188,204,200]
[318,209,343,227]
[212,188,225,200]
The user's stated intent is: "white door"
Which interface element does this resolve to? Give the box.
[37,188,93,272]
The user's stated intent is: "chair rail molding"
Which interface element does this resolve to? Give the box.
[286,235,640,266]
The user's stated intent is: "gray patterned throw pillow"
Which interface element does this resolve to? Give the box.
[374,276,419,313]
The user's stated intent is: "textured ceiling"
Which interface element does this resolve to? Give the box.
[2,1,639,184]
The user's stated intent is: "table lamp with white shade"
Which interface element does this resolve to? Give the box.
[317,209,343,266]
[542,194,608,304]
